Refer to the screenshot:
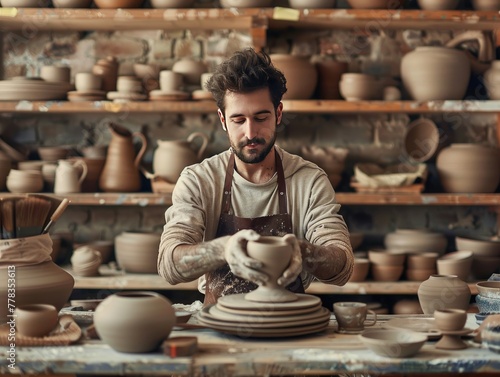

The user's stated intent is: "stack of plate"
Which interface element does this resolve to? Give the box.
[197,293,330,338]
[0,77,73,101]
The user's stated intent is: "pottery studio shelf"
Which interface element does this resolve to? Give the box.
[1,8,499,33]
[67,265,480,295]
[4,192,500,207]
[2,100,500,114]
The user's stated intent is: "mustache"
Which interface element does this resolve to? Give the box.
[239,138,265,148]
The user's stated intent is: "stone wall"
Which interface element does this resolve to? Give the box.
[1,4,499,251]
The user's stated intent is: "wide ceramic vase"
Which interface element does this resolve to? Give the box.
[417,274,471,314]
[94,291,175,353]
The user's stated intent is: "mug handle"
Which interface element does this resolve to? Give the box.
[364,309,377,327]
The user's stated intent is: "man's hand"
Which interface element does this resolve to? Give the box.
[277,234,302,287]
[225,229,268,285]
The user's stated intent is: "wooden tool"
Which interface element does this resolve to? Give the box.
[161,336,198,358]
[15,196,52,238]
[42,198,70,234]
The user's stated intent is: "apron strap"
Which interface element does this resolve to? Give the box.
[220,148,288,215]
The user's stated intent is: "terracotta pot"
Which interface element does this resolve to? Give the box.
[68,157,105,193]
[436,251,473,281]
[371,264,404,282]
[368,250,406,266]
[99,123,147,192]
[314,57,347,99]
[349,258,369,282]
[244,236,297,303]
[152,132,208,183]
[6,169,44,193]
[417,274,471,314]
[436,144,500,193]
[71,246,102,277]
[472,0,500,10]
[407,252,438,270]
[0,234,75,323]
[270,54,318,100]
[115,231,160,273]
[434,308,467,331]
[94,291,175,353]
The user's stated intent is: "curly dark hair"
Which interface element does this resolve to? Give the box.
[206,48,287,115]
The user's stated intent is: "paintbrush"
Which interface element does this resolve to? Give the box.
[15,196,52,238]
[42,198,70,234]
[27,194,63,230]
[1,199,15,239]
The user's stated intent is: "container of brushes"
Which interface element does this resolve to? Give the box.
[15,196,52,238]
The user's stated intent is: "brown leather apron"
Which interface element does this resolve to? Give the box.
[204,148,304,305]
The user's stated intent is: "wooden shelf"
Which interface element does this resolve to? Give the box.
[68,266,480,295]
[4,192,500,206]
[1,100,500,114]
[0,8,498,32]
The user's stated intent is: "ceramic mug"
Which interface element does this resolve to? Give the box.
[333,302,377,333]
[15,304,58,337]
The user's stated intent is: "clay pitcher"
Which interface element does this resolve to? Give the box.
[54,159,88,194]
[99,123,147,192]
[152,132,208,183]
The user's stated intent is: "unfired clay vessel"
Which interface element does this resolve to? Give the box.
[434,308,467,331]
[171,58,208,85]
[0,234,74,323]
[115,231,160,273]
[54,159,88,194]
[153,132,208,183]
[270,54,317,100]
[436,144,500,193]
[15,304,58,337]
[384,229,447,255]
[417,274,471,314]
[314,57,348,100]
[244,236,298,303]
[99,123,147,192]
[94,291,175,353]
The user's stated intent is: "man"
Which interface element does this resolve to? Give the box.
[158,48,353,305]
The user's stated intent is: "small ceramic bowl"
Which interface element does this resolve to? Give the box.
[417,0,459,10]
[359,329,427,358]
[368,250,406,266]
[349,258,370,282]
[15,304,58,337]
[476,294,500,314]
[434,308,467,331]
[477,281,500,299]
[371,264,404,282]
[407,253,439,270]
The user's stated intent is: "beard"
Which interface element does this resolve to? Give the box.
[231,133,276,164]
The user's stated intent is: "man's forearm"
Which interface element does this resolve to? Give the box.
[159,236,230,284]
[299,240,353,285]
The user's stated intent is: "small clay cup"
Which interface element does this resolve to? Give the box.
[15,304,58,337]
[434,308,467,331]
[75,72,102,91]
[333,302,377,333]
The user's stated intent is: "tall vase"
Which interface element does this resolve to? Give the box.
[99,123,147,192]
[417,274,471,314]
[93,291,175,353]
[0,233,75,323]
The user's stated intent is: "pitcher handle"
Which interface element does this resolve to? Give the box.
[446,30,494,63]
[132,131,148,168]
[187,132,209,160]
[364,310,377,327]
[75,160,88,184]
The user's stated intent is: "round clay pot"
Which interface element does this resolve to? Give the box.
[368,250,406,266]
[92,57,119,93]
[40,66,71,83]
[407,252,438,270]
[0,234,74,323]
[244,236,297,303]
[401,47,470,101]
[472,0,500,10]
[455,235,500,257]
[349,258,370,282]
[76,240,114,264]
[417,274,471,314]
[437,251,473,281]
[270,54,318,100]
[115,231,160,273]
[289,0,335,8]
[434,308,467,331]
[384,229,447,255]
[6,169,44,193]
[15,304,58,337]
[371,264,404,282]
[417,0,459,9]
[94,291,175,353]
[436,144,500,193]
[71,246,102,277]
[339,73,381,101]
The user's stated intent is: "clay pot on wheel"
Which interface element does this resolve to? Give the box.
[94,291,175,353]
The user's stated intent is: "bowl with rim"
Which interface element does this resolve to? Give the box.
[359,329,427,358]
[477,281,500,299]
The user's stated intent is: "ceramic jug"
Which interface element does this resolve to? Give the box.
[54,159,88,194]
[401,31,494,101]
[99,123,147,192]
[152,132,208,183]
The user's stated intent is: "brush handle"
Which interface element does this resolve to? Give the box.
[42,198,70,234]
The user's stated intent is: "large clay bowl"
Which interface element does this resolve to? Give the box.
[371,264,404,282]
[407,252,438,270]
[384,229,447,255]
[359,329,427,358]
[436,251,473,281]
[368,250,406,266]
[472,0,500,10]
[417,0,459,9]
[455,235,500,257]
[349,258,370,282]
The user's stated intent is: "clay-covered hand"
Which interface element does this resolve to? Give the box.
[277,234,303,287]
[224,229,268,285]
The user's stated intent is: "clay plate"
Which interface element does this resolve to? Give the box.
[216,301,322,317]
[217,293,321,311]
[383,317,441,339]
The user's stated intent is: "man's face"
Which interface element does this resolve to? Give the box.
[219,88,283,164]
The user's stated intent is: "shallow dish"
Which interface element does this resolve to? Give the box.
[359,329,427,358]
[477,281,500,299]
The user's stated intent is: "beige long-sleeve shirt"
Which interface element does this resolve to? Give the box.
[158,146,353,290]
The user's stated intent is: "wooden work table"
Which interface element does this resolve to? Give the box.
[1,312,500,376]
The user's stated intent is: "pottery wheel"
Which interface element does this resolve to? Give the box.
[218,293,321,311]
[196,293,330,338]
